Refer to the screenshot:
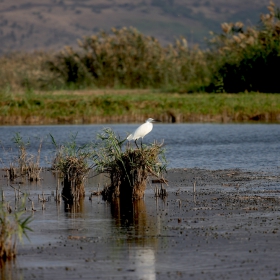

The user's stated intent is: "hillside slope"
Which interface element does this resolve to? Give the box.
[0,0,276,54]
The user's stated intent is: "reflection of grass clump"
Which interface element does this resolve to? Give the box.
[0,199,32,262]
[93,128,167,201]
[51,134,92,201]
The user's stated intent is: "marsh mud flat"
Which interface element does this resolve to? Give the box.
[1,168,280,280]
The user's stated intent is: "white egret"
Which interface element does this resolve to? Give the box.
[127,118,157,148]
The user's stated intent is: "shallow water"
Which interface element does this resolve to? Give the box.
[0,123,279,171]
[1,123,280,279]
[1,169,280,280]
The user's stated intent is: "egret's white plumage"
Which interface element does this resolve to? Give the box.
[127,118,155,142]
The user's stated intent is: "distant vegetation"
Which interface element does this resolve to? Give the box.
[0,0,268,53]
[208,2,280,93]
[47,27,209,92]
[0,2,280,93]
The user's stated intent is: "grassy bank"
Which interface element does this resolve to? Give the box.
[0,90,280,125]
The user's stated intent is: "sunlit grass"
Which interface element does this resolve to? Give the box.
[0,90,280,124]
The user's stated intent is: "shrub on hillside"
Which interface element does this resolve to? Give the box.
[208,1,280,93]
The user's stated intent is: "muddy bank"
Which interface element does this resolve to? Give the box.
[1,112,280,125]
[1,168,280,280]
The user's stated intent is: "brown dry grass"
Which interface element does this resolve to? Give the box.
[0,52,55,91]
[94,128,167,201]
[51,136,92,202]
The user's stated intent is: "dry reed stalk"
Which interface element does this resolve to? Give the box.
[0,51,55,91]
[58,156,88,202]
[9,134,43,182]
[193,181,196,194]
[154,184,167,198]
[101,146,166,200]
[51,133,92,203]
[8,165,17,181]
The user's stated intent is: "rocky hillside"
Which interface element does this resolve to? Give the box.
[0,0,276,53]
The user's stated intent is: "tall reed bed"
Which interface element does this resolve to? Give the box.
[0,52,55,92]
[0,2,279,93]
[208,1,280,92]
[47,27,210,92]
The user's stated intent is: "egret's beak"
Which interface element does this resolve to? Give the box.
[153,119,161,122]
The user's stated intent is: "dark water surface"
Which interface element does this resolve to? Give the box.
[0,123,279,171]
[1,169,280,280]
[1,123,280,279]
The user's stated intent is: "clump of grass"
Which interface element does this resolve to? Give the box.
[93,128,167,201]
[51,134,92,201]
[7,133,42,182]
[0,198,32,262]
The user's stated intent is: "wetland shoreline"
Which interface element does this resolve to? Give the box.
[1,91,280,125]
[1,167,280,279]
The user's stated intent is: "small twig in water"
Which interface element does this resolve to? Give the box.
[31,201,36,211]
[9,185,32,201]
[176,199,182,207]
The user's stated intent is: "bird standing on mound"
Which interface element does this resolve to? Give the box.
[127,118,157,148]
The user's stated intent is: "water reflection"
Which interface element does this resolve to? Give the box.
[110,198,157,280]
[128,248,156,280]
[111,198,158,240]
[63,199,85,216]
[0,259,23,280]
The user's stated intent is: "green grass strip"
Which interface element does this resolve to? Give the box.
[0,90,280,124]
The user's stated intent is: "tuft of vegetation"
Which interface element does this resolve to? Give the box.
[93,128,167,201]
[7,133,42,182]
[0,198,32,262]
[51,134,93,201]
